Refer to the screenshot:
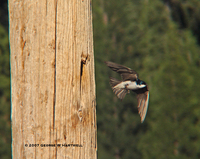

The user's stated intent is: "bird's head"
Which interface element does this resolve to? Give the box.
[136,79,147,88]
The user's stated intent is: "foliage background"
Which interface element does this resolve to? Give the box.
[1,0,200,158]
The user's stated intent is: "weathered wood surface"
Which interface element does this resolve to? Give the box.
[9,0,96,158]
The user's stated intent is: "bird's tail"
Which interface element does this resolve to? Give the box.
[109,77,128,100]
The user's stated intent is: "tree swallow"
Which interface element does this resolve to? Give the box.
[105,61,149,123]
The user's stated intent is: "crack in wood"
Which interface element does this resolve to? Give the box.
[53,0,58,132]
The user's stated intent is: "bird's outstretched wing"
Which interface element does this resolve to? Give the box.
[105,61,138,81]
[133,87,149,123]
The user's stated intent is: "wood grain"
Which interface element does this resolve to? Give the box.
[9,0,96,158]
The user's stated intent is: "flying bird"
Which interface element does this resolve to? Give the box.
[105,61,149,123]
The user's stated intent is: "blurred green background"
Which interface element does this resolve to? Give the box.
[1,0,200,158]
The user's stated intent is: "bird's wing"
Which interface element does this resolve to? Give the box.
[109,77,128,100]
[105,61,138,81]
[136,90,149,123]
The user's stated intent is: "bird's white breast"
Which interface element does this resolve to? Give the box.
[114,81,146,90]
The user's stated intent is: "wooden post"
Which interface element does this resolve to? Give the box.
[9,0,96,158]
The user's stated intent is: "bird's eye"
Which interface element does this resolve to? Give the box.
[137,80,145,85]
[136,80,141,85]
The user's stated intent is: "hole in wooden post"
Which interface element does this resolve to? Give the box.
[80,60,85,91]
[80,60,84,77]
